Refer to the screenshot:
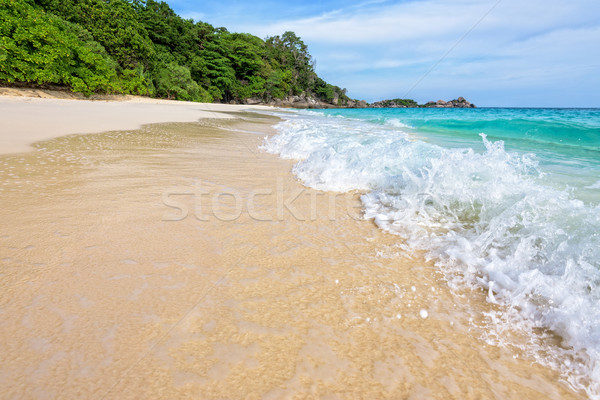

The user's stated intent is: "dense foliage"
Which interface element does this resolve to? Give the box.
[0,0,352,105]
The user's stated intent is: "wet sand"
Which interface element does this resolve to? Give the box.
[0,93,271,154]
[0,107,585,398]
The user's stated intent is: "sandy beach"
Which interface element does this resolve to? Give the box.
[0,88,272,154]
[0,92,584,398]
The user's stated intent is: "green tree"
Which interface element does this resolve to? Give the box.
[199,39,236,101]
[266,31,316,96]
[0,0,120,95]
[154,62,211,102]
[3,0,356,104]
[34,0,155,69]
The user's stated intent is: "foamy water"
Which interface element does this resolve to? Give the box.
[262,107,600,397]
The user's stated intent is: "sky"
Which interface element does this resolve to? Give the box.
[168,0,600,107]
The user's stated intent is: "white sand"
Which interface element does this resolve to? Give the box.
[0,94,273,154]
[0,91,583,399]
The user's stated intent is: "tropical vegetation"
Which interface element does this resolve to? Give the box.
[0,0,353,105]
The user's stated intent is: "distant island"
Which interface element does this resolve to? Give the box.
[266,96,476,109]
[369,97,476,108]
[252,96,477,108]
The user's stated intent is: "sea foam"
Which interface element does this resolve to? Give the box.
[262,109,600,398]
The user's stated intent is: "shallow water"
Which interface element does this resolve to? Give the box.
[263,107,600,398]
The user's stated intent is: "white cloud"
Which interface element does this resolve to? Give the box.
[180,11,205,22]
[247,0,486,44]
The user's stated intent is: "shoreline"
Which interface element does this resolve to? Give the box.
[0,88,273,155]
[0,97,585,398]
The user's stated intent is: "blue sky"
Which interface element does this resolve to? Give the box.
[169,0,600,107]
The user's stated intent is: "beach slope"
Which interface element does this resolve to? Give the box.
[0,93,585,399]
[0,90,271,154]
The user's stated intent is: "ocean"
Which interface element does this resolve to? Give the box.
[262,107,600,397]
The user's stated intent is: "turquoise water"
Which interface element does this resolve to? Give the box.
[263,107,600,397]
[321,108,600,201]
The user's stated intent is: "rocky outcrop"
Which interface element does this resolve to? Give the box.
[368,97,476,109]
[242,95,368,109]
[369,99,418,108]
[265,95,329,109]
[346,99,368,108]
[423,97,475,108]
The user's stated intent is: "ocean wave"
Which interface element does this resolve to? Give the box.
[263,109,600,398]
[586,180,600,189]
[385,118,414,129]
